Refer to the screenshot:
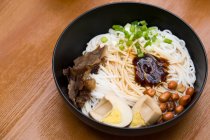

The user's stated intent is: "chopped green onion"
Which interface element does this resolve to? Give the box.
[124,32,130,39]
[112,25,130,39]
[135,42,144,57]
[119,45,125,50]
[129,34,134,41]
[164,38,172,44]
[136,25,141,31]
[140,20,147,26]
[131,21,139,25]
[152,33,158,42]
[130,25,135,33]
[144,32,150,40]
[141,25,147,31]
[148,27,157,31]
[113,20,158,52]
[126,40,133,46]
[137,51,144,57]
[101,37,108,43]
[112,25,124,31]
[144,41,151,47]
[119,39,124,44]
[152,36,157,42]
[135,42,141,48]
[133,31,142,40]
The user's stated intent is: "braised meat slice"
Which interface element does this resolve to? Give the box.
[63,46,107,108]
[67,80,76,103]
[75,90,91,108]
[73,46,107,72]
[83,79,96,91]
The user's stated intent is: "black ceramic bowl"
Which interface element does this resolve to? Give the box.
[52,2,208,136]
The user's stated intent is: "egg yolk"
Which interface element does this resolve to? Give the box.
[102,108,122,124]
[130,112,145,127]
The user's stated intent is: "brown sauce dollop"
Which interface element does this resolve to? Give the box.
[133,54,169,86]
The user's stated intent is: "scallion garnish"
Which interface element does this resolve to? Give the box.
[141,25,147,31]
[101,37,108,43]
[126,40,133,46]
[135,42,144,57]
[164,38,172,44]
[135,42,141,48]
[112,25,130,39]
[119,39,124,44]
[129,34,134,41]
[130,25,135,33]
[137,51,144,57]
[152,33,158,42]
[133,31,142,40]
[144,32,150,40]
[112,25,124,31]
[144,41,151,47]
[148,27,157,31]
[112,20,161,57]
[119,45,125,50]
[140,20,147,26]
[131,21,139,25]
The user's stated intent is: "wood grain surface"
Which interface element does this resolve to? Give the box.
[0,0,210,139]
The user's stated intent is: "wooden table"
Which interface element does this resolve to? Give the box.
[0,0,209,139]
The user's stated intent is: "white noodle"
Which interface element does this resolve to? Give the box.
[82,25,196,115]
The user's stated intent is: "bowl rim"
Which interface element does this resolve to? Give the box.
[52,2,208,130]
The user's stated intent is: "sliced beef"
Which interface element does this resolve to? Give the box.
[63,68,71,81]
[91,64,100,74]
[83,79,96,91]
[73,46,107,72]
[63,46,107,109]
[75,90,91,108]
[67,80,76,103]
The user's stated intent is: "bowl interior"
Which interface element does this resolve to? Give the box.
[52,2,207,136]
